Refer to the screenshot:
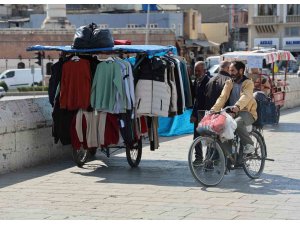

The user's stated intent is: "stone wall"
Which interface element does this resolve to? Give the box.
[282,77,300,109]
[0,97,71,174]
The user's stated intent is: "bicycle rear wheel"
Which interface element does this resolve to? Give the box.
[126,139,142,168]
[188,136,226,187]
[72,147,90,168]
[243,130,266,179]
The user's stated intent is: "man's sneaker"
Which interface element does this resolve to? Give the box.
[243,144,255,154]
[193,158,203,166]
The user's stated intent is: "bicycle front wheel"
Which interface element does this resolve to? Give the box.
[188,136,226,187]
[243,130,266,179]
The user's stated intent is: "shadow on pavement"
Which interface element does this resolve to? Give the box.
[71,155,300,194]
[200,168,300,195]
[0,159,75,189]
[71,156,198,188]
[280,106,300,116]
[265,122,300,133]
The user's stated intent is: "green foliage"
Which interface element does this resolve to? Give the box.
[0,81,8,92]
[17,86,48,92]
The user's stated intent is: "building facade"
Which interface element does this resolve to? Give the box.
[0,7,181,73]
[248,4,300,57]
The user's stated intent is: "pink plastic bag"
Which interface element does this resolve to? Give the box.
[197,112,227,134]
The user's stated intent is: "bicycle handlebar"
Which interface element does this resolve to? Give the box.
[221,106,236,111]
[206,106,236,114]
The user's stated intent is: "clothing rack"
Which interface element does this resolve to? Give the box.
[27,44,179,168]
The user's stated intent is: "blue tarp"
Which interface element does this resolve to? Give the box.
[26,45,177,56]
[158,109,193,137]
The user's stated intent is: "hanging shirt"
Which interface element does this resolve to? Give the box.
[60,59,91,110]
[91,60,126,113]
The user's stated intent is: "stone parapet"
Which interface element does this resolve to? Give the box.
[0,97,70,174]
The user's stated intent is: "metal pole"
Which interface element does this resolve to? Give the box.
[145,4,150,45]
[41,56,44,91]
[229,5,232,51]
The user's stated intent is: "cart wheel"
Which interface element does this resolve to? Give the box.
[275,105,280,124]
[126,139,142,168]
[89,147,97,157]
[72,147,90,168]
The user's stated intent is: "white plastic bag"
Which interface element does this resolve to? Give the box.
[219,112,237,141]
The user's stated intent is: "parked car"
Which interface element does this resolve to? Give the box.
[0,86,5,98]
[0,68,42,90]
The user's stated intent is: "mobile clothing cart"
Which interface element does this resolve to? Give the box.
[27,44,179,168]
[221,49,296,124]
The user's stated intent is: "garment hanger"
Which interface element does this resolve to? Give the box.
[106,56,114,61]
[71,53,80,62]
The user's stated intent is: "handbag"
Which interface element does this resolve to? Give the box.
[72,23,114,49]
[196,111,227,135]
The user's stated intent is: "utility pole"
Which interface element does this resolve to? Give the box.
[145,4,150,45]
[233,5,240,51]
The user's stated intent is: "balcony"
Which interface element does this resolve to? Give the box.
[252,16,279,24]
[286,15,300,23]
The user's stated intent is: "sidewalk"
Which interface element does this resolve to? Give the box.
[0,107,300,219]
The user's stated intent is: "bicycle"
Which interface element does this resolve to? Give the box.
[188,106,274,187]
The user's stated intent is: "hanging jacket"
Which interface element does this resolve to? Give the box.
[135,57,171,117]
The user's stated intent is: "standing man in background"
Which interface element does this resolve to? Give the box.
[190,61,210,165]
[205,60,231,109]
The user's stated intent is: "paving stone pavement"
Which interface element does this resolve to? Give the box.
[0,107,300,220]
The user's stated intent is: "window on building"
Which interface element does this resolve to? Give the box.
[244,14,248,23]
[178,23,182,36]
[148,24,158,28]
[46,62,53,75]
[285,27,300,36]
[234,15,239,23]
[287,4,300,15]
[258,4,277,16]
[99,24,108,29]
[192,13,196,30]
[127,24,138,28]
[17,62,25,69]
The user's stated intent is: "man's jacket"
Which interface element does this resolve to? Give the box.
[211,75,257,120]
[191,75,210,119]
[205,70,231,109]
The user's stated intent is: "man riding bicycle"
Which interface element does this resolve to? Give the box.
[211,61,257,154]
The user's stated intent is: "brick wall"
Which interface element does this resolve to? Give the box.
[0,29,176,59]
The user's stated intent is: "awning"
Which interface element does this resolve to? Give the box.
[185,39,220,47]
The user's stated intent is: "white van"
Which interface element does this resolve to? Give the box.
[0,68,42,89]
[205,56,220,70]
